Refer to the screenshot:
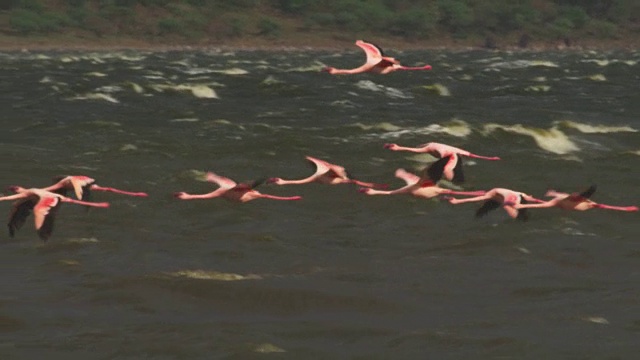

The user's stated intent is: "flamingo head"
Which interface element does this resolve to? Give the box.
[173,192,187,199]
[383,143,397,150]
[358,187,371,194]
[6,185,25,193]
[321,66,336,74]
[266,177,282,185]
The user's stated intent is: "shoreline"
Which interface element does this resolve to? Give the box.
[1,34,638,52]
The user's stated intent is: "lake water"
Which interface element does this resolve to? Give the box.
[1,48,639,359]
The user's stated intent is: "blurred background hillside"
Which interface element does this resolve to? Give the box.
[0,0,638,49]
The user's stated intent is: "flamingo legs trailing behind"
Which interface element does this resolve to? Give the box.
[174,172,302,203]
[323,40,432,75]
[267,156,387,188]
[447,187,543,221]
[0,186,110,241]
[513,185,639,212]
[384,142,500,183]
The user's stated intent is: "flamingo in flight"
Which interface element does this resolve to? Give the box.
[384,142,500,183]
[44,175,148,200]
[447,187,543,221]
[512,185,639,212]
[174,172,302,203]
[323,40,432,75]
[0,187,110,241]
[360,155,486,199]
[267,156,386,188]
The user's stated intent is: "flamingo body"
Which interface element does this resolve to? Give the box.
[384,142,500,183]
[447,187,542,221]
[324,40,432,75]
[1,187,110,240]
[514,185,639,212]
[46,175,148,200]
[174,172,302,203]
[267,156,386,188]
[360,156,485,199]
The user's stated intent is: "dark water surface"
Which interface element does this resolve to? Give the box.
[1,49,639,359]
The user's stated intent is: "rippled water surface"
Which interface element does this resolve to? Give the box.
[1,48,639,359]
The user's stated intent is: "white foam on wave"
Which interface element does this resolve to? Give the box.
[355,80,412,99]
[483,123,579,154]
[377,119,472,139]
[150,83,219,99]
[169,270,262,281]
[555,120,637,134]
[67,93,119,103]
[488,59,560,70]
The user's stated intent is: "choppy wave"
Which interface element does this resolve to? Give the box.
[167,270,263,281]
[483,123,579,154]
[555,120,637,134]
[355,80,412,99]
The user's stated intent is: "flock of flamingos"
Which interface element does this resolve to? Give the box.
[2,40,637,241]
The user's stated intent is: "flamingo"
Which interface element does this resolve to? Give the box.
[267,156,386,188]
[174,171,302,203]
[360,156,486,199]
[323,40,432,75]
[384,142,500,183]
[447,187,543,221]
[512,185,639,212]
[0,186,110,241]
[44,175,148,200]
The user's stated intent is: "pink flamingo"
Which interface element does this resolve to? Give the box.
[0,186,110,241]
[384,142,500,183]
[44,175,148,200]
[174,172,302,203]
[447,187,543,221]
[359,156,486,199]
[323,40,432,75]
[267,156,386,188]
[513,185,638,212]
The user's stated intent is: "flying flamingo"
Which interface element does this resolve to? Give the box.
[447,187,543,221]
[44,175,148,200]
[174,172,302,203]
[323,40,432,75]
[512,185,639,212]
[359,156,486,199]
[0,186,110,241]
[384,142,500,183]
[267,156,386,188]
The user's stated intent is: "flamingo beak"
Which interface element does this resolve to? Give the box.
[266,178,278,184]
[6,185,20,193]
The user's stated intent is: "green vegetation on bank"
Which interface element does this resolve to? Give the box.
[0,0,638,46]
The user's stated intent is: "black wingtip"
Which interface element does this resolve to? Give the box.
[579,184,597,199]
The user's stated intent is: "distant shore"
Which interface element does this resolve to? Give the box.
[1,33,638,52]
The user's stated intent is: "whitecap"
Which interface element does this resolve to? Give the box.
[555,120,637,133]
[169,270,262,281]
[211,67,249,75]
[484,123,579,154]
[588,74,607,81]
[419,83,451,96]
[355,80,412,99]
[67,93,119,103]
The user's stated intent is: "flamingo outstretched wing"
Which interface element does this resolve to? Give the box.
[356,40,384,66]
[475,199,502,218]
[395,168,420,186]
[578,185,597,199]
[8,196,37,237]
[206,172,237,189]
[33,196,61,240]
